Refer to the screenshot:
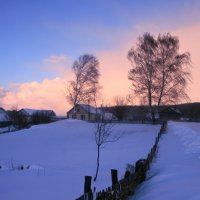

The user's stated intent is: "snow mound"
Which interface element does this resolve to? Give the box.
[172,122,200,155]
[132,121,200,200]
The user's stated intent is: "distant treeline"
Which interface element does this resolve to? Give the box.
[2,110,55,129]
[104,102,200,121]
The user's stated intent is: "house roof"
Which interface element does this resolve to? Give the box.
[67,104,104,115]
[0,107,5,112]
[67,104,116,120]
[159,107,181,115]
[78,104,102,114]
[19,108,56,116]
[0,107,9,121]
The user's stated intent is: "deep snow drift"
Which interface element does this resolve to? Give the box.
[0,120,160,200]
[131,121,200,200]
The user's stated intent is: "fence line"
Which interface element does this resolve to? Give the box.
[76,121,167,200]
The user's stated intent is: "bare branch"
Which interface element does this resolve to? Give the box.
[128,32,192,119]
[66,54,100,106]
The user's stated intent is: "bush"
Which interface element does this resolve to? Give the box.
[8,110,28,129]
[31,112,51,124]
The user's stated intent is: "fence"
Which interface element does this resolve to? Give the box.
[76,121,167,200]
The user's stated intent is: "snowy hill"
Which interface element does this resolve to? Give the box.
[131,121,200,200]
[0,120,160,200]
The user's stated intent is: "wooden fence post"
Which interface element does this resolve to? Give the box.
[111,169,118,188]
[135,159,146,183]
[84,176,92,194]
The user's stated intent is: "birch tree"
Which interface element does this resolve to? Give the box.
[128,33,191,120]
[66,54,100,106]
[128,33,157,120]
[154,33,191,106]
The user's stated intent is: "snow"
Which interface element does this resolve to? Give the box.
[0,119,160,200]
[131,121,200,200]
[0,113,7,121]
[78,104,101,114]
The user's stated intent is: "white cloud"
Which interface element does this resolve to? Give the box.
[0,78,69,115]
[0,87,8,98]
[1,23,200,114]
[41,54,73,77]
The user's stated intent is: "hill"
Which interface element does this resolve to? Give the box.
[0,119,160,199]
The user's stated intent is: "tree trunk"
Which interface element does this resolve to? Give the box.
[94,145,100,181]
[148,79,155,122]
[157,66,165,108]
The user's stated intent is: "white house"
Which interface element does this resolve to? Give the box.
[67,104,116,121]
[0,107,9,122]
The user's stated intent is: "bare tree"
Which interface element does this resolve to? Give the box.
[128,33,157,120]
[112,96,127,121]
[128,33,191,120]
[66,54,100,106]
[114,96,127,106]
[93,109,118,182]
[126,94,134,105]
[154,33,191,107]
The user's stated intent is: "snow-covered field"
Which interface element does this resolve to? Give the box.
[0,120,160,200]
[132,121,200,200]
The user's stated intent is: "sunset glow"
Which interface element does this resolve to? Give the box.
[0,0,200,115]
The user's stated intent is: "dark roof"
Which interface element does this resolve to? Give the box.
[159,107,181,115]
[19,108,56,116]
[0,107,5,111]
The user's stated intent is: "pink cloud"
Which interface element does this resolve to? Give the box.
[0,87,8,98]
[0,78,68,115]
[1,23,200,115]
[39,54,73,77]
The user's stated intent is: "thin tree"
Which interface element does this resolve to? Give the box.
[93,108,119,182]
[66,54,100,106]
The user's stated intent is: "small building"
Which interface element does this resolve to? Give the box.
[67,104,115,121]
[159,107,181,120]
[0,107,10,127]
[18,108,56,122]
[0,108,9,121]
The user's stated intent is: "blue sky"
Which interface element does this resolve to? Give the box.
[1,0,199,86]
[0,0,200,113]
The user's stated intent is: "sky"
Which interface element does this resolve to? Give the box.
[0,0,200,115]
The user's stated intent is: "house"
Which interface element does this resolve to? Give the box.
[0,107,10,127]
[159,107,181,120]
[18,108,56,122]
[0,107,9,122]
[67,104,100,121]
[67,104,115,121]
